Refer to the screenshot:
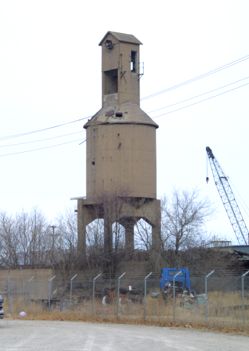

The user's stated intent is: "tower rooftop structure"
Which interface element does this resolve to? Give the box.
[99,31,142,46]
[85,31,158,129]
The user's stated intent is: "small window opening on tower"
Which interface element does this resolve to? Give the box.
[130,51,137,72]
[104,69,118,94]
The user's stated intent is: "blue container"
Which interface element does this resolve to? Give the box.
[160,267,191,291]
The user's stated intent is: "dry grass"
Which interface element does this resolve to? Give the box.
[4,292,249,336]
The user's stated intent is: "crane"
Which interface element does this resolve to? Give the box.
[206,146,248,245]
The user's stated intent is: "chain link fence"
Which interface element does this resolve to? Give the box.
[1,270,249,330]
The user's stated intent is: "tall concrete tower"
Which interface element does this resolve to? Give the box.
[76,31,161,258]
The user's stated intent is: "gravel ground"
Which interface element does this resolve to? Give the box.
[0,320,249,351]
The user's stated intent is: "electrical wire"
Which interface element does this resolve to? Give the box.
[1,79,248,157]
[152,80,249,119]
[142,54,249,100]
[0,130,83,148]
[148,76,249,114]
[1,76,248,151]
[0,138,86,158]
[1,53,249,145]
[0,116,89,141]
[1,54,249,143]
[1,54,249,155]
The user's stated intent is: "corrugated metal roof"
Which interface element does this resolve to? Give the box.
[99,31,142,46]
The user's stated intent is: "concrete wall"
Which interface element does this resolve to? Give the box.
[86,123,157,199]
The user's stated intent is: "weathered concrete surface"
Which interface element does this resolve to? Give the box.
[0,320,248,351]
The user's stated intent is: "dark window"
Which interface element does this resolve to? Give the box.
[130,51,137,72]
[104,69,118,94]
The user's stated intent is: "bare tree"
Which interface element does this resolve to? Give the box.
[0,190,212,273]
[86,219,104,250]
[0,209,49,267]
[0,212,19,267]
[53,209,78,276]
[112,222,125,253]
[161,190,212,255]
[134,219,152,250]
[16,209,48,266]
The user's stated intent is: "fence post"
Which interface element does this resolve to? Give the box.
[241,270,249,324]
[26,276,34,302]
[173,271,181,322]
[7,273,13,315]
[144,272,153,320]
[92,273,102,315]
[117,272,126,318]
[69,274,78,306]
[48,275,56,310]
[205,270,215,322]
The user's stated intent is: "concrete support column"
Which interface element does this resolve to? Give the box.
[151,200,161,252]
[151,200,162,272]
[123,219,136,253]
[77,199,86,256]
[104,216,112,257]
[152,224,161,251]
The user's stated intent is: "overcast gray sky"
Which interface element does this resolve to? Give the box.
[0,0,249,244]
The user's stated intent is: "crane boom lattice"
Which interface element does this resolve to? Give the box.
[206,146,248,245]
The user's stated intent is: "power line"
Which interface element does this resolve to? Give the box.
[1,54,249,146]
[0,116,89,141]
[2,74,247,149]
[148,75,249,115]
[152,80,249,119]
[142,54,249,100]
[0,138,86,158]
[0,130,83,148]
[1,79,248,156]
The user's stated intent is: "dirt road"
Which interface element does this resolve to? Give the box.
[0,320,248,350]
